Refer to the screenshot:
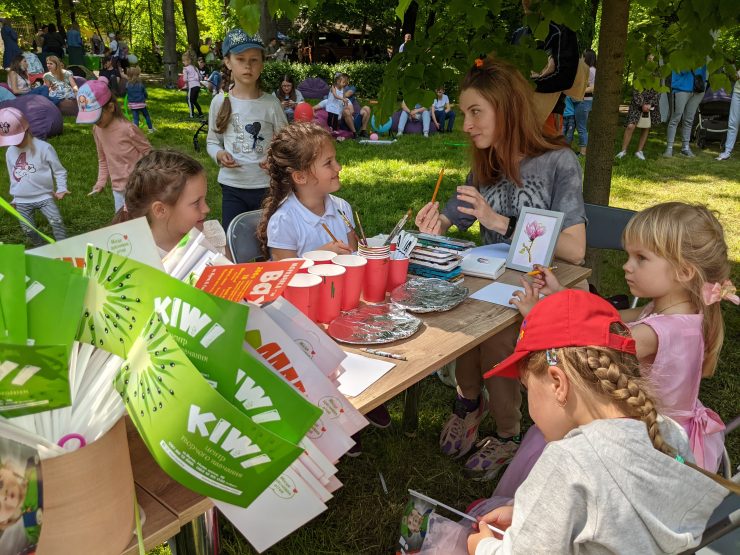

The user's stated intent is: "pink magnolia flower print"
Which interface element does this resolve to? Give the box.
[520,220,547,263]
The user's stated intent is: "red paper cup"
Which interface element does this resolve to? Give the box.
[308,265,346,323]
[361,255,389,303]
[303,250,336,265]
[282,274,322,321]
[332,254,367,311]
[282,257,314,273]
[386,256,410,292]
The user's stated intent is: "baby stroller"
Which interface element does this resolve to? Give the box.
[693,87,732,149]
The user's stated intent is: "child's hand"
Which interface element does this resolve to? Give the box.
[88,184,104,195]
[320,241,352,255]
[481,505,513,534]
[529,264,563,295]
[509,277,541,317]
[415,201,442,235]
[54,191,70,200]
[217,150,240,168]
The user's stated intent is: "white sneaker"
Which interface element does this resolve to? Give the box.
[147,127,157,133]
[716,152,730,161]
[423,133,429,138]
[680,148,695,157]
[662,149,673,158]
[615,150,627,159]
[635,151,646,160]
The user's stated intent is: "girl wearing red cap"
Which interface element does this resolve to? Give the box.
[466,290,737,555]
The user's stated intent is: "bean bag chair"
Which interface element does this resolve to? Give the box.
[0,94,63,140]
[67,65,96,81]
[390,110,437,135]
[0,84,14,103]
[313,108,354,139]
[298,77,330,100]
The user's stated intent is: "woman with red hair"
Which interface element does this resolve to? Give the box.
[415,56,586,481]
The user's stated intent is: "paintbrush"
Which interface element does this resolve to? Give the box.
[431,167,445,204]
[355,211,368,246]
[384,209,412,246]
[338,209,359,236]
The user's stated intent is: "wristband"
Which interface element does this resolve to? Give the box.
[503,216,517,240]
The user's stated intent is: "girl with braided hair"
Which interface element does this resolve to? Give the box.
[111,149,210,255]
[206,29,287,233]
[524,202,732,471]
[257,122,356,260]
[466,290,735,555]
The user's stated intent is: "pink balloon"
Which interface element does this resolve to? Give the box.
[370,133,379,141]
[294,102,314,122]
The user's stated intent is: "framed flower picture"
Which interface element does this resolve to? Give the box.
[505,207,564,272]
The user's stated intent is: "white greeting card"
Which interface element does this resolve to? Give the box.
[337,352,396,398]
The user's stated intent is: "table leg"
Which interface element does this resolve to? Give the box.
[402,382,422,437]
[168,509,219,555]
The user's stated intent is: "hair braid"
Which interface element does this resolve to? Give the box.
[256,122,334,259]
[215,64,233,134]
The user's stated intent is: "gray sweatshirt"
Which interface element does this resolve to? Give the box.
[6,138,68,203]
[476,418,727,555]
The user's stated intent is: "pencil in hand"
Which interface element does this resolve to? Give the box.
[431,167,445,204]
[321,223,339,243]
[526,265,558,276]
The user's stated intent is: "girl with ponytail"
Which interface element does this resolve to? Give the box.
[467,290,735,555]
[526,202,732,472]
[205,28,287,233]
[257,122,356,260]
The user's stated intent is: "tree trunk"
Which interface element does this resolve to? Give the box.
[162,0,178,88]
[67,0,77,23]
[582,0,630,206]
[583,0,600,49]
[53,0,64,33]
[147,0,156,51]
[259,0,278,44]
[180,0,200,55]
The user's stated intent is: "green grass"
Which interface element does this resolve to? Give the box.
[1,88,737,554]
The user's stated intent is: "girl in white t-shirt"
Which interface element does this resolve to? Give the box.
[257,122,357,260]
[431,87,456,132]
[325,73,348,131]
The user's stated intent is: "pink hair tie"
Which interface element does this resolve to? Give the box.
[702,280,739,306]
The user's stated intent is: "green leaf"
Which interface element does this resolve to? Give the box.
[395,0,413,21]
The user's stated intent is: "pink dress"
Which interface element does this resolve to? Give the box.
[627,304,725,471]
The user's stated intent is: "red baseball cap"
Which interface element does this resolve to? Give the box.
[483,289,636,380]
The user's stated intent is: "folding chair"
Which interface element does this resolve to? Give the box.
[584,203,637,250]
[226,210,263,263]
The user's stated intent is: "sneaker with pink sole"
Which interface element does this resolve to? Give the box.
[439,396,486,458]
[464,434,521,481]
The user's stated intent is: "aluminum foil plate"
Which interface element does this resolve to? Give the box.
[327,304,422,344]
[390,277,469,313]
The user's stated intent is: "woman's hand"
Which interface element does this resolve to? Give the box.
[415,201,442,235]
[528,265,564,295]
[455,186,504,232]
[216,150,240,168]
[319,240,352,255]
[510,277,541,317]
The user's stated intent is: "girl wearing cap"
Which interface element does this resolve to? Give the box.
[76,80,151,213]
[0,107,68,245]
[466,290,736,555]
[415,56,586,479]
[206,28,288,233]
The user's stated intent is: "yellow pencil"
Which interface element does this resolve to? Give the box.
[431,167,445,204]
[526,266,558,276]
[322,223,339,243]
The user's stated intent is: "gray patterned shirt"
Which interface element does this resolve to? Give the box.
[442,148,586,245]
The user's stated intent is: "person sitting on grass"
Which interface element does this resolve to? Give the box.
[273,74,304,122]
[43,55,78,105]
[431,87,455,133]
[6,54,48,97]
[397,100,431,137]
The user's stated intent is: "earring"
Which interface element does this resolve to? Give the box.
[557,396,567,408]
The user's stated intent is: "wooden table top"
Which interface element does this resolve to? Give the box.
[345,263,591,413]
[121,485,181,555]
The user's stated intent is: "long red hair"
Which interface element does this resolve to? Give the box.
[461,56,565,187]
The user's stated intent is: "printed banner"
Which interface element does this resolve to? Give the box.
[0,344,71,418]
[196,261,302,305]
[76,246,249,360]
[116,314,303,507]
[0,437,43,555]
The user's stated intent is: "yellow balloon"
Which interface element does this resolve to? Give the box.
[200,45,209,54]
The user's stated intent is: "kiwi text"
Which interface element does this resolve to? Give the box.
[154,297,225,347]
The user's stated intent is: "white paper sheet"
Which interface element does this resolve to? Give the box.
[469,282,527,308]
[215,465,327,553]
[337,352,396,398]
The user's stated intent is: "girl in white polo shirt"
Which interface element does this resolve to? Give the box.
[258,122,357,260]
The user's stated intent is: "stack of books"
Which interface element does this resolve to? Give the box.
[407,232,475,283]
